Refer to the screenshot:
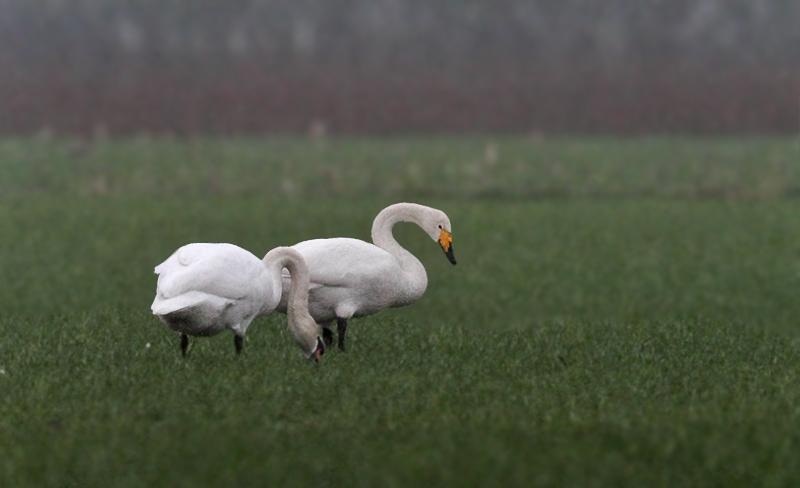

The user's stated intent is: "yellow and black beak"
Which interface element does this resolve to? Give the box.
[438,229,457,265]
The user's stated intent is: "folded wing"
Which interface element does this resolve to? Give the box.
[152,243,266,315]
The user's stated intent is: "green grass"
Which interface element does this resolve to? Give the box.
[1,137,800,486]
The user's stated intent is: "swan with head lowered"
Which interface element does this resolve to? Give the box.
[278,203,456,351]
[151,244,325,360]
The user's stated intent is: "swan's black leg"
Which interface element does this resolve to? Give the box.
[322,327,334,347]
[337,318,348,351]
[180,333,189,357]
[234,335,244,355]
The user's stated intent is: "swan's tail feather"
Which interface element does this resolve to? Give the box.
[151,291,233,317]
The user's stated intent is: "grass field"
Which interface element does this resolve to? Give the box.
[1,137,800,486]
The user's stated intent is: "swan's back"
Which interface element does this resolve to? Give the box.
[292,238,398,287]
[155,243,263,300]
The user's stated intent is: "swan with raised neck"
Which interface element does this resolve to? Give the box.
[278,202,456,351]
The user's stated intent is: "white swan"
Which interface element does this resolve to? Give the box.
[278,202,456,351]
[151,244,325,360]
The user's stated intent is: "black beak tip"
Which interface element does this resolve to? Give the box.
[444,246,457,265]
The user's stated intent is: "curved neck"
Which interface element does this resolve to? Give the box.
[371,203,423,258]
[263,247,310,318]
[263,247,319,355]
[370,203,428,290]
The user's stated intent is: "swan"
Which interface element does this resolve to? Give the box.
[278,202,456,351]
[151,244,325,360]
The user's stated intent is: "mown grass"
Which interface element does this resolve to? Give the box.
[1,137,800,486]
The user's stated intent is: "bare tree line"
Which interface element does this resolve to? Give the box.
[1,0,798,134]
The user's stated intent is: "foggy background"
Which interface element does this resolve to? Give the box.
[1,0,799,135]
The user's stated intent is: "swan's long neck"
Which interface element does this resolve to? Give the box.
[263,247,311,319]
[263,247,319,355]
[371,203,428,296]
